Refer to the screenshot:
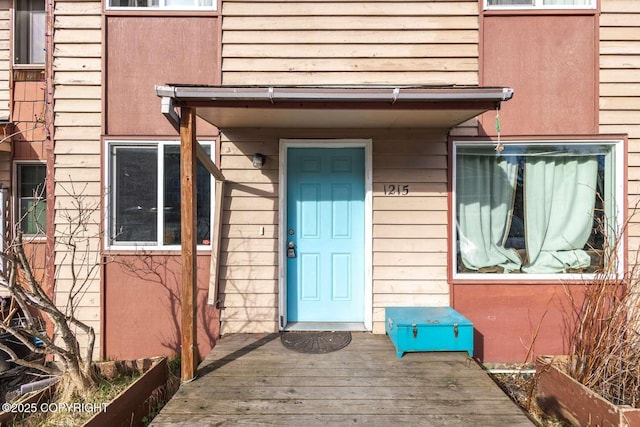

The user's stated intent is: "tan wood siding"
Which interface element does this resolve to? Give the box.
[600,0,640,255]
[371,131,449,333]
[218,133,279,334]
[52,0,102,357]
[218,129,450,334]
[221,0,478,86]
[0,1,8,120]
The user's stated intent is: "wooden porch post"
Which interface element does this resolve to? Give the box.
[180,107,198,382]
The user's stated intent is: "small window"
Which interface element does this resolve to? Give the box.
[16,163,46,235]
[453,140,623,279]
[107,141,213,249]
[485,0,595,9]
[108,0,214,11]
[14,0,46,65]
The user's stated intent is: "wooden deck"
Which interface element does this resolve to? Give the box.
[150,333,534,426]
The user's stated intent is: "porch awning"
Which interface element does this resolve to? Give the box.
[157,85,515,381]
[155,85,514,129]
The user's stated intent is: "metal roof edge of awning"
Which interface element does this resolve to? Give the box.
[155,84,514,130]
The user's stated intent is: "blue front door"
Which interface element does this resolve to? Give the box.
[286,147,365,322]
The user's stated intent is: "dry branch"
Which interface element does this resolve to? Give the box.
[0,185,103,396]
[566,210,640,407]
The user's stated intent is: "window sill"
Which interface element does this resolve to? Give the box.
[12,65,45,70]
[451,272,619,285]
[104,8,218,17]
[104,247,213,256]
[483,8,597,16]
[20,235,47,243]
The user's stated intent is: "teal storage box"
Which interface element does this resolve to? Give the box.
[385,307,474,358]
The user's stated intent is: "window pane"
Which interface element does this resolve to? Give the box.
[543,0,591,4]
[18,164,46,234]
[164,0,195,6]
[109,0,158,6]
[20,198,46,234]
[196,148,212,245]
[487,0,533,5]
[163,147,180,245]
[14,0,45,65]
[30,11,46,64]
[455,143,614,275]
[113,147,157,243]
[487,0,594,6]
[163,145,211,245]
[109,0,211,8]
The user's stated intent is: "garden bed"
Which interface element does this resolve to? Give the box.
[535,356,640,427]
[1,356,170,427]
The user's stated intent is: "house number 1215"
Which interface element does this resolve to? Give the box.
[384,184,409,196]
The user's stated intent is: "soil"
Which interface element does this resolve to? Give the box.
[489,368,571,427]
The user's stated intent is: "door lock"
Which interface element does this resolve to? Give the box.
[287,242,296,258]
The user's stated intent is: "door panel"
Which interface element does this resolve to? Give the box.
[287,147,365,322]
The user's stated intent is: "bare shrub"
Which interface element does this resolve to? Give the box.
[565,216,640,407]
[0,184,102,396]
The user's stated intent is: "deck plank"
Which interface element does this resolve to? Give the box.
[150,333,534,426]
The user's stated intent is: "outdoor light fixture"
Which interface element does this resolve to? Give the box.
[252,153,265,168]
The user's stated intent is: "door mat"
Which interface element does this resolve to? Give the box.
[280,331,352,354]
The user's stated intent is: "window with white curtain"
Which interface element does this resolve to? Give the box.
[485,0,595,9]
[107,141,214,249]
[453,140,623,279]
[107,0,214,10]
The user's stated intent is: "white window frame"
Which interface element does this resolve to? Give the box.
[14,161,47,237]
[13,0,46,66]
[451,138,624,282]
[106,0,216,12]
[484,0,596,10]
[105,140,215,251]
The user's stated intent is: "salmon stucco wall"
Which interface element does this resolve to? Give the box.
[101,14,222,359]
[479,14,597,136]
[452,284,578,362]
[450,10,601,362]
[104,255,219,360]
[105,16,220,136]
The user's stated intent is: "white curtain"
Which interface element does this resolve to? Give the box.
[457,154,522,272]
[544,0,591,4]
[522,156,598,273]
[490,0,591,5]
